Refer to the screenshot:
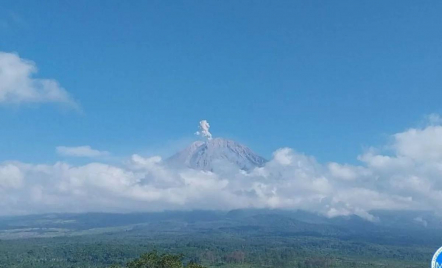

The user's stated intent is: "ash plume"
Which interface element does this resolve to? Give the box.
[195,120,212,140]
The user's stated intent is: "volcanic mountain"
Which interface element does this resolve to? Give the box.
[167,138,267,171]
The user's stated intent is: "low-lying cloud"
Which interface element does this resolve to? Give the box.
[2,118,442,220]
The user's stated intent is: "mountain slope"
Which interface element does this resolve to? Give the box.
[167,138,267,171]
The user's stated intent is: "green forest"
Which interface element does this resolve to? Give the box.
[0,236,430,268]
[0,210,437,268]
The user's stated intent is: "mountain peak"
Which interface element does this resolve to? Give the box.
[167,138,267,171]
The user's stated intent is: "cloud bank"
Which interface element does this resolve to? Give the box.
[0,52,78,108]
[2,118,442,220]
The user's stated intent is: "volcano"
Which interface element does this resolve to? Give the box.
[167,138,267,171]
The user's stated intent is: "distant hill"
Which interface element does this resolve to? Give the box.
[1,209,441,246]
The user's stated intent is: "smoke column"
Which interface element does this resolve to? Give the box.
[195,120,212,140]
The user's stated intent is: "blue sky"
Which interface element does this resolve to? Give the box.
[1,0,442,164]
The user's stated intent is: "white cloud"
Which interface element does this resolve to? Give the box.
[328,163,357,181]
[0,163,24,189]
[0,51,78,108]
[0,150,396,219]
[393,126,442,161]
[3,116,442,220]
[56,146,110,158]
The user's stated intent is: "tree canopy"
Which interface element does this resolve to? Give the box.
[110,251,205,268]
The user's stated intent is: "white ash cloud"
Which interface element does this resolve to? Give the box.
[195,120,212,140]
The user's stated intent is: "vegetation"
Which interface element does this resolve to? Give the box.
[0,210,437,268]
[109,251,205,268]
[0,232,431,268]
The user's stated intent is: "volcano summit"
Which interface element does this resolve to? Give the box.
[167,138,267,171]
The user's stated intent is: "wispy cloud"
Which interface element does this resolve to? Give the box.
[0,11,26,30]
[0,51,80,110]
[425,113,442,126]
[7,11,26,27]
[56,146,110,158]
